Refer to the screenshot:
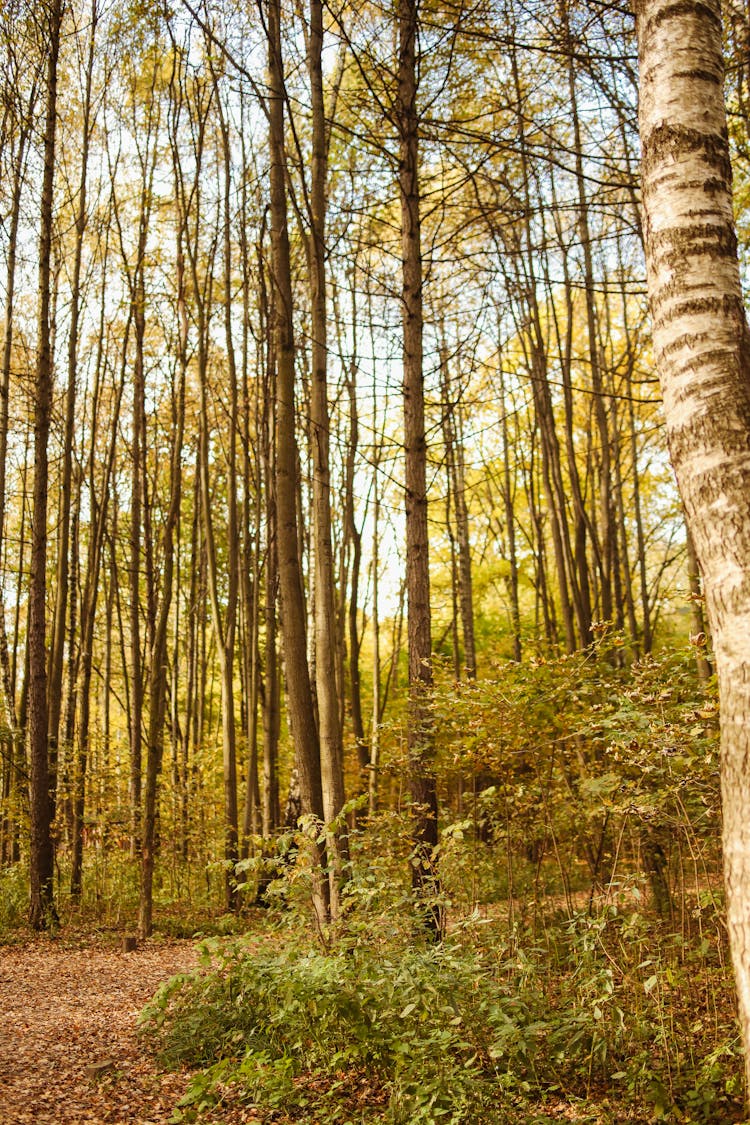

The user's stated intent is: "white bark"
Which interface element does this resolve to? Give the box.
[636,0,750,1091]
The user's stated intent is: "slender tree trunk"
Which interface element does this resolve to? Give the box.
[183,450,202,860]
[0,101,33,753]
[308,0,348,912]
[128,237,147,859]
[48,0,98,815]
[503,241,578,650]
[563,0,615,626]
[503,49,583,649]
[498,358,522,661]
[344,360,367,779]
[191,70,241,911]
[261,262,281,839]
[369,444,381,815]
[626,349,653,653]
[134,46,187,931]
[11,431,30,711]
[267,0,327,923]
[439,341,476,678]
[28,0,62,931]
[241,348,262,846]
[241,494,262,846]
[138,362,184,937]
[0,99,34,865]
[685,526,713,683]
[612,396,641,655]
[70,254,123,897]
[547,180,597,642]
[397,0,442,940]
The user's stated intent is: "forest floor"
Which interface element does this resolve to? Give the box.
[0,930,255,1125]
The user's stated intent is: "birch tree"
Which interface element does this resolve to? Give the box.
[636,0,750,1089]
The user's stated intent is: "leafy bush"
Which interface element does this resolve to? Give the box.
[126,644,738,1123]
[143,940,507,1122]
[433,644,721,917]
[141,901,744,1124]
[0,863,28,936]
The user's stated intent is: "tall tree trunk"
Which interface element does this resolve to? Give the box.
[504,46,583,650]
[439,340,477,679]
[0,94,34,748]
[28,0,62,931]
[70,237,122,898]
[138,358,185,937]
[309,0,347,914]
[48,0,98,813]
[626,346,654,653]
[239,124,262,849]
[127,207,149,860]
[498,357,522,662]
[397,0,442,940]
[501,236,578,650]
[183,449,202,860]
[240,311,262,847]
[267,0,327,923]
[563,0,615,627]
[194,66,240,911]
[0,88,35,866]
[345,366,367,775]
[260,257,281,839]
[369,440,381,815]
[635,0,750,1090]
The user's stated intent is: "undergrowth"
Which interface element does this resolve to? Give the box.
[141,895,743,1124]
[132,647,742,1123]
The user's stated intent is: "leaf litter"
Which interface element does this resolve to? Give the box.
[0,932,205,1124]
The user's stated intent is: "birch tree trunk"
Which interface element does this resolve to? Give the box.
[636,0,750,1090]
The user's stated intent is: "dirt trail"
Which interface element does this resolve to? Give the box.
[0,935,199,1124]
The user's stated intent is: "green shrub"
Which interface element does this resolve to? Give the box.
[141,901,744,1125]
[142,941,508,1122]
[0,864,27,935]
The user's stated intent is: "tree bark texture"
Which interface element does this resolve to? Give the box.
[636,0,750,1092]
[267,0,328,923]
[28,0,63,931]
[309,0,347,913]
[397,0,442,939]
[48,0,97,791]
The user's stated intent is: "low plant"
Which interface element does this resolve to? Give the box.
[141,898,744,1124]
[0,863,28,937]
[142,939,507,1123]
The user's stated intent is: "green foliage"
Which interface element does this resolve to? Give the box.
[0,864,28,937]
[433,642,720,913]
[135,645,743,1123]
[141,891,743,1124]
[143,939,521,1123]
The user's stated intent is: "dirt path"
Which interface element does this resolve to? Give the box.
[0,934,200,1124]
